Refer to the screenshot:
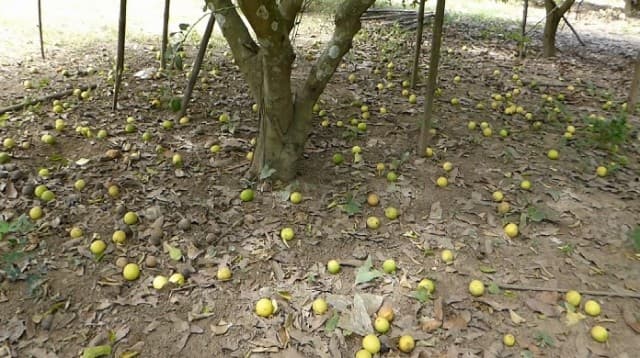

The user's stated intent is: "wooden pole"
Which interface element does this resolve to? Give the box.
[37,0,45,59]
[160,0,170,69]
[417,0,445,155]
[113,0,127,111]
[410,0,426,89]
[628,59,640,114]
[178,12,216,118]
[519,0,528,58]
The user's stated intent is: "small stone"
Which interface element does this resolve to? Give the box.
[177,218,191,231]
[145,255,158,268]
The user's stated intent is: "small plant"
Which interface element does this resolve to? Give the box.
[629,225,640,252]
[1,215,36,284]
[0,215,33,241]
[558,244,575,255]
[339,193,363,216]
[534,331,555,348]
[586,113,630,149]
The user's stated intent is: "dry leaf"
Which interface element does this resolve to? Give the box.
[564,310,586,326]
[509,309,526,324]
[622,304,640,333]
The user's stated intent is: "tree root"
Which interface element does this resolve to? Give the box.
[496,283,640,299]
[0,84,98,115]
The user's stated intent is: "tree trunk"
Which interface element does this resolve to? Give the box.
[160,0,170,70]
[417,0,445,155]
[543,0,575,57]
[628,59,640,114]
[626,0,640,15]
[113,0,127,110]
[37,0,45,60]
[519,0,528,58]
[210,0,375,181]
[410,0,426,89]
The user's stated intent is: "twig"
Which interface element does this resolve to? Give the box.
[496,283,640,299]
[560,13,585,46]
[0,84,97,115]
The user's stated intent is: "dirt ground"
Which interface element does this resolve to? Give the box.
[1,2,639,358]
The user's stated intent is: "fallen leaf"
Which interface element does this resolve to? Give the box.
[354,256,382,284]
[210,320,232,335]
[337,294,373,336]
[622,304,640,333]
[163,242,183,261]
[443,310,471,330]
[525,298,559,317]
[82,345,112,358]
[509,309,526,324]
[564,310,586,326]
[0,317,25,343]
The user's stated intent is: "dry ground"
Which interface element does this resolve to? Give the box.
[1,1,639,357]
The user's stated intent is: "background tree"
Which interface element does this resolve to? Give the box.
[543,0,575,57]
[626,0,640,16]
[207,0,375,181]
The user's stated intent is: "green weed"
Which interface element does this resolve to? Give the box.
[586,113,630,150]
[629,225,640,252]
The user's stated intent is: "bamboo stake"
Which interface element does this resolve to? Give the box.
[178,12,216,118]
[417,0,445,155]
[410,0,426,89]
[112,0,127,111]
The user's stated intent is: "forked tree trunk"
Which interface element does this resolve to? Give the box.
[543,0,575,57]
[210,0,375,181]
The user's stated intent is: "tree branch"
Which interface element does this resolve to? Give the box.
[238,0,285,43]
[279,0,304,33]
[207,0,262,97]
[558,0,575,13]
[300,0,376,104]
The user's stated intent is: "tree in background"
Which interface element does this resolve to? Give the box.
[207,0,375,181]
[543,0,575,57]
[626,0,640,16]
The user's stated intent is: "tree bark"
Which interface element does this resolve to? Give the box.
[160,0,170,70]
[178,12,215,118]
[37,0,45,60]
[626,0,640,16]
[519,0,528,58]
[417,0,445,155]
[543,0,575,57]
[112,0,127,110]
[628,59,640,114]
[410,0,426,89]
[209,0,374,181]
